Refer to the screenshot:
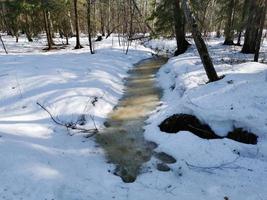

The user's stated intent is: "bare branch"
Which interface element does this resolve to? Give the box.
[36,102,98,137]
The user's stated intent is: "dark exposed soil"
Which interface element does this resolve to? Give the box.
[159,114,258,145]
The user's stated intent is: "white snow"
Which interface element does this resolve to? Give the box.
[144,37,267,199]
[0,35,157,200]
[1,34,267,200]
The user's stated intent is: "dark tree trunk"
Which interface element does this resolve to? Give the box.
[236,0,250,45]
[254,0,267,61]
[174,0,190,56]
[0,34,8,54]
[74,0,83,49]
[182,0,219,82]
[241,0,262,53]
[15,34,19,43]
[87,0,94,54]
[66,35,69,45]
[99,3,105,36]
[24,14,33,42]
[43,9,53,50]
[223,0,235,45]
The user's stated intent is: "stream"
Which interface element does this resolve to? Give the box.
[96,56,168,183]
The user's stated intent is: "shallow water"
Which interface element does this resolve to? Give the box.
[96,57,167,183]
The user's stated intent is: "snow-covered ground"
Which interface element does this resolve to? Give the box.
[1,34,267,200]
[143,37,177,56]
[0,35,156,200]
[144,38,267,199]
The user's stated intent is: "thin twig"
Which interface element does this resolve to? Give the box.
[185,157,252,173]
[37,102,98,136]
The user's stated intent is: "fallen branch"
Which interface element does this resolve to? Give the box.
[184,157,252,173]
[37,102,98,137]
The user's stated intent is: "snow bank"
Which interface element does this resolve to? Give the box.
[143,37,177,55]
[144,39,267,200]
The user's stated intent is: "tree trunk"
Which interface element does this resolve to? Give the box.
[87,0,94,54]
[0,34,8,54]
[216,21,222,38]
[74,0,83,49]
[131,0,155,36]
[236,0,250,45]
[181,0,219,82]
[25,14,33,42]
[223,0,235,45]
[241,0,262,53]
[254,0,267,61]
[47,11,55,38]
[67,10,74,37]
[43,9,52,50]
[174,0,190,56]
[99,2,105,36]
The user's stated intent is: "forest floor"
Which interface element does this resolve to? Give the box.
[0,35,267,200]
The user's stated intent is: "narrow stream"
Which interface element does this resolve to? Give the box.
[96,56,168,183]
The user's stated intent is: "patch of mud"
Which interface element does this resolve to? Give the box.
[159,114,258,145]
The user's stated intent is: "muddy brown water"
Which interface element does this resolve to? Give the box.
[96,57,168,183]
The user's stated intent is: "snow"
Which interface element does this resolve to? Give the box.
[143,37,177,56]
[1,34,267,200]
[144,37,267,199]
[0,35,156,200]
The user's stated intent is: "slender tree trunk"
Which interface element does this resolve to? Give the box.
[0,34,8,54]
[66,35,69,45]
[131,0,155,36]
[99,2,105,36]
[182,0,219,82]
[25,14,33,42]
[174,0,190,56]
[47,11,55,38]
[15,33,19,43]
[216,20,222,38]
[126,0,134,55]
[87,0,94,54]
[254,0,267,61]
[43,9,52,50]
[67,11,74,37]
[236,0,250,45]
[223,0,235,45]
[74,0,83,49]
